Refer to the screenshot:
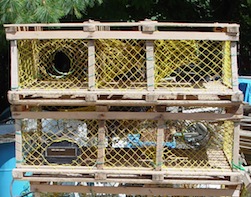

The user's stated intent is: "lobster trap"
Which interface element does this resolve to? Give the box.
[6,21,244,196]
[14,107,235,172]
[16,39,232,91]
[4,21,240,105]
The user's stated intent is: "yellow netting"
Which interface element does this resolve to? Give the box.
[19,114,234,170]
[162,120,234,170]
[21,119,98,166]
[223,121,234,163]
[18,39,88,89]
[95,39,146,89]
[17,39,232,91]
[154,40,232,90]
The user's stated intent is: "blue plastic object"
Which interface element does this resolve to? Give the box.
[127,134,176,148]
[0,142,30,197]
[239,77,251,104]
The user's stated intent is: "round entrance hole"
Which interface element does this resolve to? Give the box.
[53,51,71,74]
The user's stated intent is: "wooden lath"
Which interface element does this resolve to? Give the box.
[4,20,239,41]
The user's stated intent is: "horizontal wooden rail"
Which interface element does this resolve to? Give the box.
[5,30,238,41]
[11,111,242,120]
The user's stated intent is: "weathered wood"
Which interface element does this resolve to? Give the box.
[232,122,240,168]
[8,98,242,107]
[88,40,95,90]
[231,42,239,91]
[96,106,108,173]
[240,130,251,137]
[7,88,239,96]
[30,183,240,196]
[15,119,22,167]
[226,104,243,115]
[156,118,164,171]
[10,40,18,90]
[4,22,240,29]
[146,40,154,91]
[11,111,242,120]
[15,175,242,186]
[7,89,242,101]
[5,31,239,41]
[13,166,240,177]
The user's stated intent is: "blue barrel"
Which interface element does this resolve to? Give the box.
[0,142,29,197]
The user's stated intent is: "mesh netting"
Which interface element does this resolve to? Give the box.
[154,40,232,89]
[18,39,88,89]
[21,119,98,166]
[17,39,232,91]
[162,120,233,170]
[18,117,234,170]
[95,39,147,89]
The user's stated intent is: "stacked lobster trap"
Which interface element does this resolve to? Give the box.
[5,21,245,196]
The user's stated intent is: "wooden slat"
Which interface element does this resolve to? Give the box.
[8,89,238,96]
[156,118,164,171]
[10,40,18,89]
[5,31,239,41]
[8,99,242,107]
[231,42,239,91]
[146,40,154,91]
[30,183,239,196]
[11,111,242,120]
[233,122,240,165]
[15,119,22,167]
[16,176,242,186]
[240,141,251,147]
[240,130,251,137]
[4,22,239,28]
[13,166,240,176]
[88,40,95,90]
[96,106,108,173]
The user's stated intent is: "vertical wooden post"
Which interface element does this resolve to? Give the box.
[152,117,165,182]
[232,121,240,169]
[146,40,155,91]
[30,182,41,197]
[96,106,108,180]
[10,40,19,90]
[97,119,105,170]
[15,119,23,167]
[156,118,164,171]
[88,40,95,90]
[231,41,239,92]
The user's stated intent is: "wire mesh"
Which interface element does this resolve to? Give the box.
[104,119,157,168]
[95,39,147,89]
[154,40,232,90]
[18,39,88,89]
[162,120,233,170]
[17,39,232,92]
[21,119,98,166]
[18,116,234,171]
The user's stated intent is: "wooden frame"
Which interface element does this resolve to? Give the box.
[5,30,240,41]
[6,21,246,195]
[13,167,242,184]
[30,182,241,197]
[5,21,242,105]
[11,111,242,121]
[231,41,239,91]
[4,21,239,41]
[10,40,18,90]
[88,40,95,90]
[7,89,244,106]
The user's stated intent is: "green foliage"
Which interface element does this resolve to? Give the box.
[0,0,102,24]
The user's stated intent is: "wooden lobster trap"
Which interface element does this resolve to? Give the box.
[4,21,242,106]
[11,105,241,184]
[5,20,245,196]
